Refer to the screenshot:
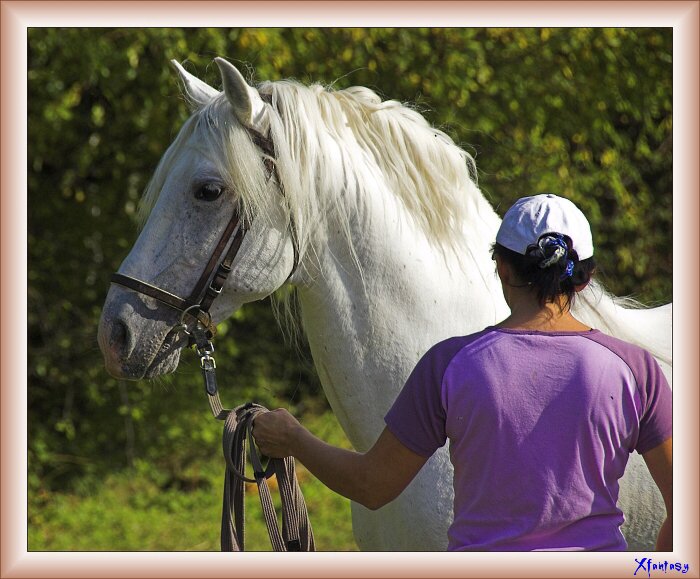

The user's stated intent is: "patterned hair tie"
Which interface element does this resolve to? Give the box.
[537,234,568,269]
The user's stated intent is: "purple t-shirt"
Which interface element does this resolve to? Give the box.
[384,327,672,551]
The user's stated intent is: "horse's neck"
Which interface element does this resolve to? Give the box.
[296,184,506,450]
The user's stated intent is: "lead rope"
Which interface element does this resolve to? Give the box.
[193,328,315,552]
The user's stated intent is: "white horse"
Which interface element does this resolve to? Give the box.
[98,57,672,551]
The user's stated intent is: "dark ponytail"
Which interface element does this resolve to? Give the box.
[492,233,596,309]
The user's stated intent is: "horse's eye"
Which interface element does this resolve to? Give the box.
[194,183,224,202]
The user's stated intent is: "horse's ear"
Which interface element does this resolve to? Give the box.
[170,60,219,110]
[214,57,268,130]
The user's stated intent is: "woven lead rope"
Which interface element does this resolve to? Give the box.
[207,392,315,552]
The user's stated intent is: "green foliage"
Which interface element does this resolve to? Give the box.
[28,28,671,550]
[29,411,356,551]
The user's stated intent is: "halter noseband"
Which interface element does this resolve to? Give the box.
[111,102,299,341]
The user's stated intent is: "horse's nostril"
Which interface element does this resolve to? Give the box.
[110,318,133,358]
[111,319,125,344]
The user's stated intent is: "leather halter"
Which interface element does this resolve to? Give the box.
[110,210,247,337]
[111,102,298,339]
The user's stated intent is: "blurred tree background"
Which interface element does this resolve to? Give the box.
[28,28,672,550]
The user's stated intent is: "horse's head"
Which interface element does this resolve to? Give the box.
[98,58,298,379]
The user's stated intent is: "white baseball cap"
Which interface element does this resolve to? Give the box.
[496,194,594,260]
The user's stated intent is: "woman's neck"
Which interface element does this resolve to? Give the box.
[496,292,592,332]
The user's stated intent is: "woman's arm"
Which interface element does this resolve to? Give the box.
[252,409,428,511]
[642,437,673,551]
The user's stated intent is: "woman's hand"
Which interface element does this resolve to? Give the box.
[252,408,303,458]
[253,410,428,510]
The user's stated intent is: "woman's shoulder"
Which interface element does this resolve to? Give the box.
[577,331,666,386]
[427,328,496,356]
[419,328,502,371]
[579,330,655,361]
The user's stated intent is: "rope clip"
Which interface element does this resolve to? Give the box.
[192,329,218,396]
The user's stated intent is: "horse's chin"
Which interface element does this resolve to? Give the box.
[144,348,182,379]
[105,348,182,381]
[103,327,186,381]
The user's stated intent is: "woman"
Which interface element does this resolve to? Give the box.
[253,194,673,551]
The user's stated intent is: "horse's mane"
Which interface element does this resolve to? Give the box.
[270,79,490,254]
[140,77,489,259]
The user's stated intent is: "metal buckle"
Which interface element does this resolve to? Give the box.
[207,284,223,296]
[200,355,217,370]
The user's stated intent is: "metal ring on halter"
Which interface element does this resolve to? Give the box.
[174,304,212,335]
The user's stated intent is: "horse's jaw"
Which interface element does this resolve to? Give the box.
[98,285,188,380]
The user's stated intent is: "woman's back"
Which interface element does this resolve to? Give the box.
[385,327,672,551]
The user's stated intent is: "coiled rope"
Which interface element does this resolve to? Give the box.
[207,392,315,551]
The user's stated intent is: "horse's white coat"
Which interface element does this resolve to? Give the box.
[98,59,671,551]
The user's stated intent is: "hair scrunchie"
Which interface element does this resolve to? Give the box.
[537,234,567,268]
[535,234,575,280]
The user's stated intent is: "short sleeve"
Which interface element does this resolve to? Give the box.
[582,332,673,456]
[636,352,673,454]
[384,338,468,457]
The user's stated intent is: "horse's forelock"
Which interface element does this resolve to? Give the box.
[138,93,274,230]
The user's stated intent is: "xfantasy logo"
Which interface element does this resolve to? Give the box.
[634,557,690,577]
